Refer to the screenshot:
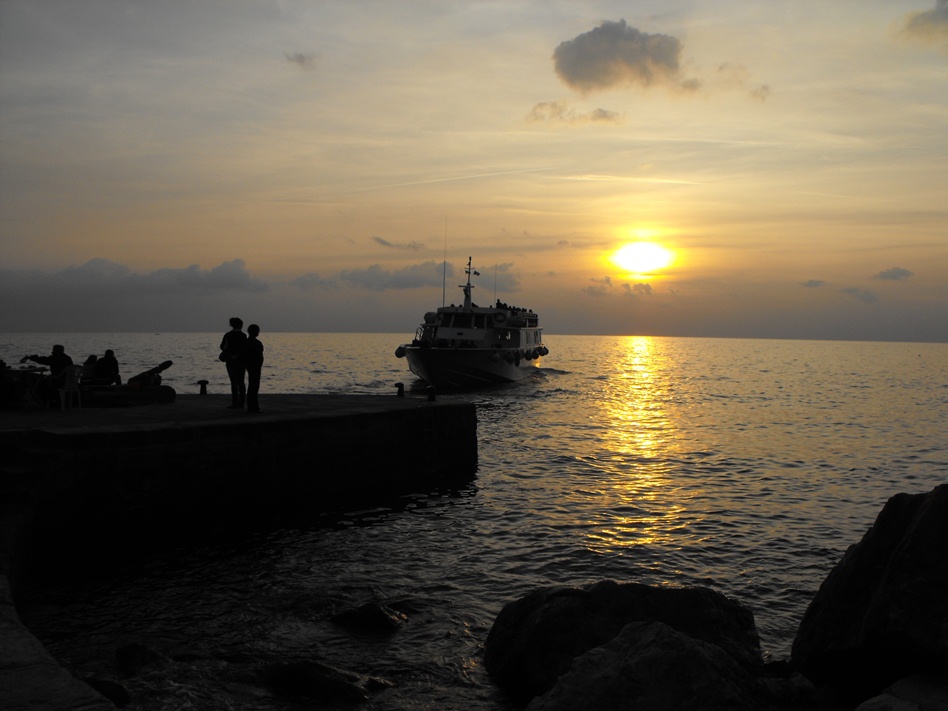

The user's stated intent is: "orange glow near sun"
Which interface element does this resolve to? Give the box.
[610,242,675,276]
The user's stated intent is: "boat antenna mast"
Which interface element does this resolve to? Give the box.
[442,217,448,307]
[461,256,479,310]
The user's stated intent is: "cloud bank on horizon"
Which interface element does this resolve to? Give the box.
[1,255,941,343]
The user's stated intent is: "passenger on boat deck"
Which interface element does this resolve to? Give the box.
[94,349,122,386]
[21,345,74,387]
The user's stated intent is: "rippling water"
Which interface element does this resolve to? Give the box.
[7,333,948,710]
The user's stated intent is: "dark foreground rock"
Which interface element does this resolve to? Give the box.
[0,575,114,711]
[792,483,948,706]
[855,674,948,711]
[525,620,818,711]
[484,580,767,708]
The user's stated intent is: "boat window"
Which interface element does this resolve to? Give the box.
[453,313,473,329]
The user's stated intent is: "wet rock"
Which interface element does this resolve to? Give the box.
[484,580,762,707]
[525,620,820,711]
[331,602,408,633]
[260,660,394,702]
[115,642,171,677]
[83,677,130,707]
[792,484,948,704]
[855,674,948,711]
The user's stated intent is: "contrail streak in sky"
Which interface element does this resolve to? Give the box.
[357,167,555,191]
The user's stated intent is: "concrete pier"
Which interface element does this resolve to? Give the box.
[2,393,477,549]
[0,393,478,711]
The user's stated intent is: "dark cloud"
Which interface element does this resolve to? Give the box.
[903,1,948,44]
[290,272,336,290]
[0,259,268,332]
[285,51,317,70]
[10,258,269,294]
[372,236,425,251]
[339,261,453,291]
[526,100,621,124]
[553,20,692,93]
[873,267,913,281]
[483,262,520,294]
[624,282,653,296]
[150,259,268,292]
[842,287,878,304]
[585,276,657,298]
[582,276,613,297]
[802,279,826,288]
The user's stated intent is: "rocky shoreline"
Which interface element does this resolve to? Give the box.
[2,483,945,709]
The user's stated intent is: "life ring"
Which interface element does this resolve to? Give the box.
[493,312,507,323]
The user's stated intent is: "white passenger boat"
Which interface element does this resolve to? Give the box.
[395,257,548,389]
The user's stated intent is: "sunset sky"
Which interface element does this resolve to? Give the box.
[1,1,946,341]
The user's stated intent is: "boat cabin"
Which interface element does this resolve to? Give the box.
[414,302,542,350]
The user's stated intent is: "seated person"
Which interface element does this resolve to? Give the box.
[81,355,98,384]
[93,349,122,386]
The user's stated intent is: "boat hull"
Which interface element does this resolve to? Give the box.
[404,347,541,389]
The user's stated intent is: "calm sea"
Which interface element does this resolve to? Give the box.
[6,333,948,711]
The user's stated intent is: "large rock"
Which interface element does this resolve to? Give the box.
[526,620,818,711]
[855,674,948,711]
[484,580,762,707]
[792,484,948,703]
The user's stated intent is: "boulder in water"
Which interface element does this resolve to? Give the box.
[484,580,763,707]
[792,483,948,705]
[525,620,818,711]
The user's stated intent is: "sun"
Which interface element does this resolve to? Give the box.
[610,242,675,275]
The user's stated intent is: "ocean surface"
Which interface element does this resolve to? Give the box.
[5,332,947,710]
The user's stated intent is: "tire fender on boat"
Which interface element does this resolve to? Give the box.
[395,346,407,358]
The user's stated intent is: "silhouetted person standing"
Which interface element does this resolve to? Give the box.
[241,324,264,414]
[220,317,247,409]
[22,344,73,389]
[21,344,74,403]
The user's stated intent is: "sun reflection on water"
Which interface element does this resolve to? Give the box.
[584,336,686,556]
